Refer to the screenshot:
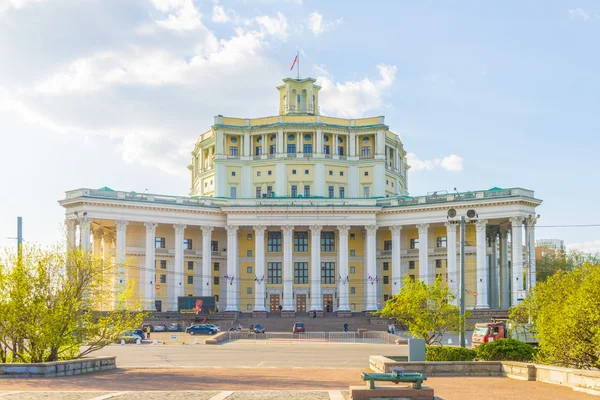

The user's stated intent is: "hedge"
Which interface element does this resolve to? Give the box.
[426,346,477,361]
[475,338,535,362]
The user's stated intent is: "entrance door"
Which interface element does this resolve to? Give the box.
[269,294,280,312]
[323,294,333,312]
[154,300,162,312]
[296,294,307,312]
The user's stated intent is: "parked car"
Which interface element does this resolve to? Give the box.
[153,324,167,332]
[186,324,217,336]
[251,324,266,334]
[292,322,305,334]
[204,324,220,332]
[229,324,242,332]
[132,329,145,338]
[118,331,143,344]
[168,323,180,332]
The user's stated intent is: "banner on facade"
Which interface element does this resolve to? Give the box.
[177,296,216,314]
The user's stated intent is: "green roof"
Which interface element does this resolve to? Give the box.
[489,187,503,191]
[97,186,115,191]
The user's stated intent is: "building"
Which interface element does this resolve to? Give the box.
[59,76,543,315]
[536,239,565,260]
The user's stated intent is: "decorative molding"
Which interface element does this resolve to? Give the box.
[417,223,429,235]
[253,225,267,235]
[143,221,158,232]
[173,224,187,235]
[309,225,323,235]
[281,225,294,235]
[201,226,214,236]
[365,224,377,236]
[337,225,350,235]
[509,216,524,227]
[390,225,402,235]
[115,219,128,231]
[475,219,488,232]
[444,221,457,231]
[225,225,239,236]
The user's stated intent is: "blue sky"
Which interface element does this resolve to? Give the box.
[1,0,599,252]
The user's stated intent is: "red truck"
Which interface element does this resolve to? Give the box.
[471,319,537,347]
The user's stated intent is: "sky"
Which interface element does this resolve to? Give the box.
[1,0,599,253]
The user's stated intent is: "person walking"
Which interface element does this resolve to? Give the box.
[146,326,151,339]
[343,322,349,333]
[391,324,396,335]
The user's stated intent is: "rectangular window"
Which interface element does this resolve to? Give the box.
[270,145,276,154]
[364,171,369,176]
[214,277,219,285]
[383,276,389,284]
[324,145,330,154]
[410,238,419,250]
[160,274,166,283]
[383,262,389,271]
[350,287,356,294]
[361,146,371,156]
[184,239,192,250]
[211,240,218,252]
[268,262,282,284]
[268,231,282,252]
[350,233,355,240]
[247,266,252,274]
[155,237,165,249]
[247,234,252,241]
[329,170,333,176]
[255,146,262,156]
[384,294,390,301]
[321,262,335,284]
[229,146,238,156]
[303,185,310,197]
[256,187,262,198]
[266,186,273,197]
[339,187,345,198]
[268,170,272,175]
[287,144,296,154]
[158,260,167,269]
[230,186,237,198]
[294,231,308,252]
[321,231,335,252]
[304,144,312,154]
[436,259,443,269]
[187,261,194,271]
[350,250,356,256]
[213,263,220,272]
[328,186,334,198]
[247,250,252,257]
[247,304,252,310]
[384,240,392,251]
[338,146,344,156]
[257,171,261,176]
[437,236,447,248]
[350,266,356,274]
[232,171,236,176]
[187,276,193,284]
[291,185,298,198]
[340,171,344,176]
[409,260,415,270]
[294,262,308,284]
[304,169,309,174]
[363,187,370,198]
[292,169,297,174]
[247,287,252,294]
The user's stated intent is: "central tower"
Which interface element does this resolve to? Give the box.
[277,77,321,115]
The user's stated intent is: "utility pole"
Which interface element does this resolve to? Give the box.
[17,216,23,255]
[459,215,466,348]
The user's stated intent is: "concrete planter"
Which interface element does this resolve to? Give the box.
[0,356,116,377]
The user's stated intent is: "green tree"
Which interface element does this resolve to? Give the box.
[536,250,600,283]
[0,245,146,363]
[512,262,600,369]
[375,276,466,345]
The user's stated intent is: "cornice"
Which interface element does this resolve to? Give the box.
[379,197,542,215]
[60,198,223,215]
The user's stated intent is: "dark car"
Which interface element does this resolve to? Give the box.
[168,323,180,332]
[186,324,217,336]
[252,324,266,334]
[153,324,167,332]
[292,322,305,334]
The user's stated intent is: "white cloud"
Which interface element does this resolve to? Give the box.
[306,11,342,36]
[256,12,288,40]
[153,0,203,32]
[406,153,464,172]
[0,0,48,13]
[567,240,600,254]
[316,64,396,118]
[569,8,590,20]
[286,0,303,4]
[212,5,230,23]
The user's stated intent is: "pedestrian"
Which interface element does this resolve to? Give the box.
[391,324,396,335]
[312,311,316,318]
[279,304,282,312]
[146,326,151,339]
[343,322,349,333]
[387,324,391,334]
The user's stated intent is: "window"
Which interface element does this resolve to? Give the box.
[350,287,356,294]
[231,137,238,143]
[350,250,355,256]
[256,187,262,198]
[268,262,282,284]
[437,236,447,248]
[230,186,237,198]
[384,240,392,251]
[247,287,252,294]
[361,146,371,156]
[247,304,252,310]
[247,234,252,240]
[160,274,166,283]
[229,146,238,156]
[247,266,252,274]
[304,144,312,153]
[328,186,334,198]
[155,237,165,249]
[294,231,308,252]
[350,233,355,240]
[409,274,415,282]
[291,185,298,198]
[214,277,219,285]
[268,170,272,175]
[288,134,295,141]
[321,231,335,252]
[364,171,369,176]
[410,238,419,250]
[257,171,261,176]
[340,171,344,176]
[232,171,236,176]
[159,260,167,269]
[436,259,443,269]
[292,169,297,175]
[321,262,335,284]
[339,187,345,198]
[304,169,309,174]
[287,144,296,153]
[324,145,330,154]
[409,260,415,270]
[383,262,389,271]
[213,262,219,271]
[436,273,442,280]
[338,137,343,144]
[215,295,219,302]
[187,261,194,271]
[255,146,262,156]
[268,231,282,252]
[304,134,311,142]
[294,262,308,284]
[383,276,389,284]
[303,185,310,197]
[350,266,356,274]
[329,170,333,176]
[324,135,329,142]
[184,239,192,250]
[338,146,344,156]
[384,294,390,301]
[247,250,252,257]
[363,187,370,198]
[187,276,193,284]
[270,145,276,154]
[267,186,273,197]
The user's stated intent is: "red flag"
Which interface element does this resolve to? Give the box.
[290,53,298,71]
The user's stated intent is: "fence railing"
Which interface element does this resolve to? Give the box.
[224,331,403,344]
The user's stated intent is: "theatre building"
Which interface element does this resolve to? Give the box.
[59,76,542,316]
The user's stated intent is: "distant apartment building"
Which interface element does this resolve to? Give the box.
[536,239,565,260]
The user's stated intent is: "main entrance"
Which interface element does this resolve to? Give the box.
[323,294,333,312]
[269,294,280,312]
[296,294,307,312]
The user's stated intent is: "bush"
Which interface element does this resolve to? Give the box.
[426,346,477,361]
[476,339,535,362]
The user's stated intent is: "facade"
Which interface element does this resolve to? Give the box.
[59,76,542,315]
[536,238,565,260]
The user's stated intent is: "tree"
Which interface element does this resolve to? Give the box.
[536,250,600,283]
[0,245,146,363]
[512,261,600,369]
[375,276,466,345]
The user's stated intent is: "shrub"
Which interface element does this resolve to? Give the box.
[426,346,477,361]
[476,338,535,362]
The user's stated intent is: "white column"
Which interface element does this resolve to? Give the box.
[391,226,402,295]
[66,219,77,249]
[225,225,239,312]
[92,229,103,258]
[511,217,524,306]
[282,225,294,311]
[172,224,186,311]
[144,222,158,310]
[490,231,499,309]
[499,228,510,309]
[253,225,267,312]
[337,225,350,311]
[80,216,91,253]
[201,226,213,297]
[316,129,322,154]
[445,222,459,305]
[115,220,128,308]
[349,132,356,157]
[309,225,323,312]
[365,225,378,311]
[475,219,489,309]
[417,224,429,283]
[526,219,537,291]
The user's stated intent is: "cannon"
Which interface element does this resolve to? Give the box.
[361,371,427,389]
